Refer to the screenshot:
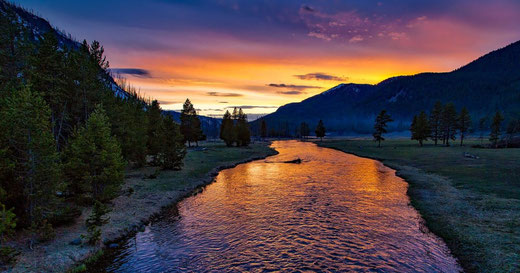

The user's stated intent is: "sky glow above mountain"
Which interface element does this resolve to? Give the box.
[14,0,520,116]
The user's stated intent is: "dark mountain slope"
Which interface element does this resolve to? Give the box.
[254,41,520,135]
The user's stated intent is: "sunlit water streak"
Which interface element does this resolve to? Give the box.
[90,141,461,272]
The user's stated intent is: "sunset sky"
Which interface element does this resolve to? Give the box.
[15,0,520,117]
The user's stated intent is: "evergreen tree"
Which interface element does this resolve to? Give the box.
[489,111,504,148]
[373,110,393,147]
[0,87,61,227]
[147,100,163,164]
[64,105,125,202]
[236,108,251,146]
[410,111,430,146]
[27,32,69,149]
[300,122,310,139]
[158,116,186,170]
[180,99,205,147]
[441,103,458,146]
[220,110,235,147]
[458,107,471,146]
[429,101,443,145]
[505,118,520,147]
[105,96,149,167]
[315,120,326,141]
[83,200,110,245]
[260,119,267,140]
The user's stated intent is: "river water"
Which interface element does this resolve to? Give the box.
[90,141,460,272]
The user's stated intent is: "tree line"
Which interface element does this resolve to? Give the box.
[371,101,519,148]
[220,108,251,146]
[0,8,187,248]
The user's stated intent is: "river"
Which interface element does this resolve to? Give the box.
[89,140,460,272]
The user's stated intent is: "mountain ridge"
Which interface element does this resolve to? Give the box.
[253,40,520,135]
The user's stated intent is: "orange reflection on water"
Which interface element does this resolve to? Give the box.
[93,140,461,272]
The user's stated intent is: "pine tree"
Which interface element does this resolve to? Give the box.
[441,103,458,146]
[220,110,235,147]
[458,107,471,146]
[300,122,310,139]
[158,116,186,170]
[505,118,519,147]
[373,110,393,147]
[410,111,430,146]
[83,200,110,245]
[260,119,267,140]
[64,105,125,202]
[429,101,443,145]
[489,111,504,148]
[27,32,69,149]
[147,100,163,164]
[180,99,204,147]
[0,87,61,227]
[236,108,251,146]
[315,120,326,141]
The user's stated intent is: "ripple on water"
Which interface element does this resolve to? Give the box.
[90,140,461,273]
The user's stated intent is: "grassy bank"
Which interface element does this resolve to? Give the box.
[6,142,276,273]
[317,139,520,272]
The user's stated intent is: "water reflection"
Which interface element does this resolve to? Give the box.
[90,140,460,272]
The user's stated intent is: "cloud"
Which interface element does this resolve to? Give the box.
[110,68,151,78]
[207,92,243,97]
[294,72,348,81]
[277,90,305,95]
[267,83,320,90]
[226,105,278,109]
[219,101,228,103]
[156,99,182,105]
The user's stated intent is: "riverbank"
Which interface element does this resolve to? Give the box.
[317,139,520,272]
[4,142,277,273]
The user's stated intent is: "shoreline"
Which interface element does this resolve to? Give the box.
[5,142,278,273]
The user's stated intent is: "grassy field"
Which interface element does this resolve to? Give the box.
[8,142,276,273]
[318,139,520,272]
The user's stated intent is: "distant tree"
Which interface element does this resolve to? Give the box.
[147,100,163,164]
[429,101,443,145]
[315,120,326,141]
[478,117,487,145]
[236,108,251,146]
[64,105,125,201]
[373,110,393,147]
[458,107,471,146]
[489,111,504,148]
[505,118,520,147]
[300,122,310,139]
[159,116,186,170]
[220,110,235,147]
[441,103,458,146]
[410,111,430,146]
[180,99,205,147]
[260,119,267,140]
[0,87,61,227]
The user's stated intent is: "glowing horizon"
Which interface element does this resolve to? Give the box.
[14,0,520,116]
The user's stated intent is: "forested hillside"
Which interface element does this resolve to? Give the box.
[254,41,520,135]
[0,0,185,248]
